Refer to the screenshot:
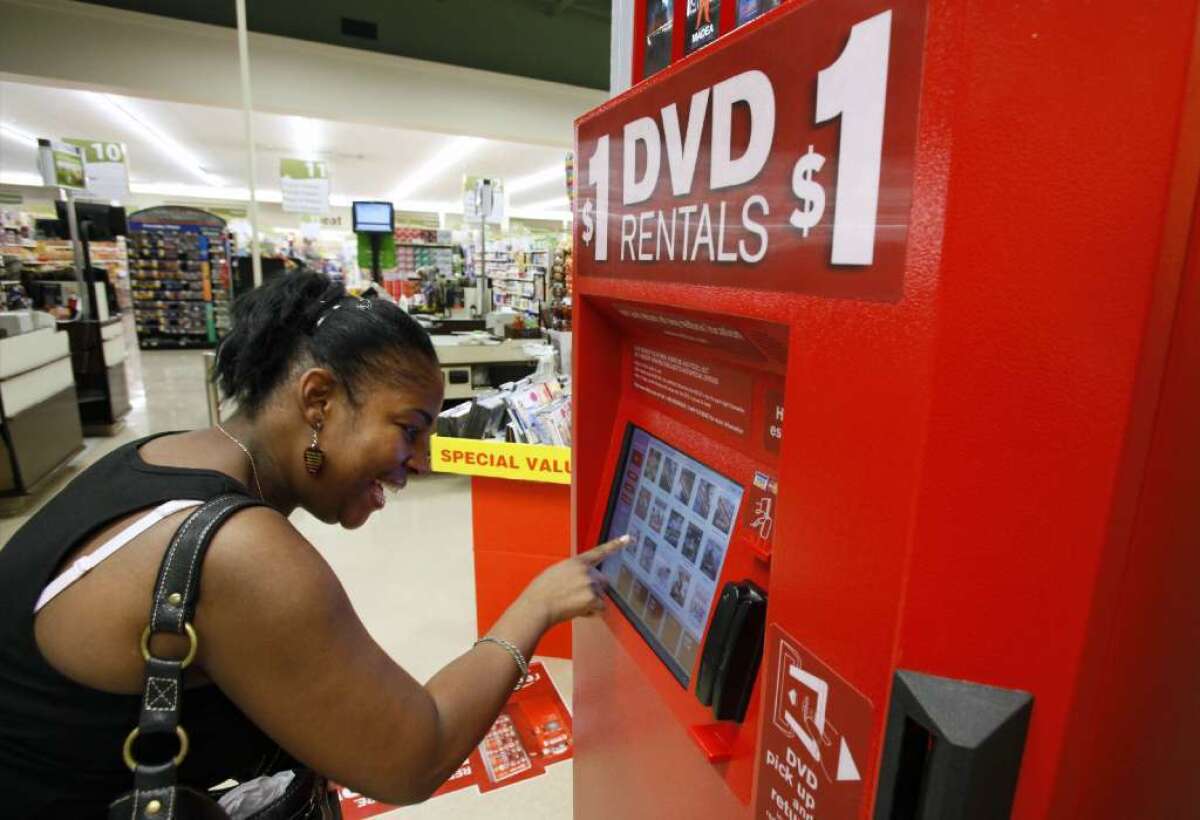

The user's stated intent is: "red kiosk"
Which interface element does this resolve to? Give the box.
[572,1,1200,818]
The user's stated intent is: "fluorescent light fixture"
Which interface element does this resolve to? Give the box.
[512,195,570,213]
[127,181,282,203]
[288,116,324,161]
[506,163,566,196]
[0,122,38,148]
[0,171,45,186]
[89,92,224,186]
[391,136,485,200]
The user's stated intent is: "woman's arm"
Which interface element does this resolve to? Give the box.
[195,506,625,804]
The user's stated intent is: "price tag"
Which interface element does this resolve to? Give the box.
[64,138,131,200]
[280,158,331,214]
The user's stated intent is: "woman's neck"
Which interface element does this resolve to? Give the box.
[218,413,298,515]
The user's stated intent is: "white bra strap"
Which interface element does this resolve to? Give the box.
[34,500,204,614]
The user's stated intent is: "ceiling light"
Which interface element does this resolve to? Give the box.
[0,171,45,186]
[513,195,570,213]
[391,136,485,201]
[1,122,39,149]
[90,93,224,186]
[288,116,324,161]
[506,163,567,196]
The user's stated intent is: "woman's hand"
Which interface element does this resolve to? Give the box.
[519,535,631,628]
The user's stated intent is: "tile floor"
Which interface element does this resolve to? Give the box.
[0,336,573,819]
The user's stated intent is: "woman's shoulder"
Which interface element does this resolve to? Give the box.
[198,506,347,640]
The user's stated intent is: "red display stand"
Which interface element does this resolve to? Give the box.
[471,476,572,659]
[431,436,574,659]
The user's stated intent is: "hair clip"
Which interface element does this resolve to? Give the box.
[356,298,372,310]
[315,302,343,329]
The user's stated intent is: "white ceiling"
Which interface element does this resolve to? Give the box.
[0,80,574,218]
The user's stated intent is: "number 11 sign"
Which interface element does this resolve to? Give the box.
[576,0,927,301]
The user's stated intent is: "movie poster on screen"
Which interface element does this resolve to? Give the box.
[685,0,721,52]
[644,0,674,78]
[736,0,781,27]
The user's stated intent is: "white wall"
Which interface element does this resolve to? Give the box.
[0,0,606,148]
[610,0,635,96]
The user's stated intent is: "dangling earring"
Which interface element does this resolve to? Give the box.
[304,421,325,475]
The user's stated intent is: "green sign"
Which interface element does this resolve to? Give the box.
[60,138,131,198]
[281,158,329,180]
[280,157,331,215]
[64,139,127,164]
[38,140,86,189]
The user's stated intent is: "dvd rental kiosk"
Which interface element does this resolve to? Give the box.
[571,1,1200,818]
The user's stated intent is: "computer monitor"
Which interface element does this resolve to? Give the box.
[599,425,745,686]
[352,201,395,234]
[54,201,128,240]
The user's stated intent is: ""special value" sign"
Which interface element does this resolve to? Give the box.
[575,0,927,301]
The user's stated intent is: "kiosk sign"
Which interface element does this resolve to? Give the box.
[755,623,874,820]
[576,0,927,301]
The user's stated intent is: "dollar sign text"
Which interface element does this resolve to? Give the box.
[790,146,826,237]
[580,200,595,246]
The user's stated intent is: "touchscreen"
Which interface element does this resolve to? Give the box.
[600,426,744,685]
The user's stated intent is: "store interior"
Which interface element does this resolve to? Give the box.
[1,0,605,816]
[8,1,1198,818]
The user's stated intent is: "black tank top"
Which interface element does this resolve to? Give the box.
[0,433,293,818]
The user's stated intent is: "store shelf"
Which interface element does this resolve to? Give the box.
[127,206,233,349]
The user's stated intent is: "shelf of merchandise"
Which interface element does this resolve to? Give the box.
[127,207,233,350]
[0,236,132,312]
[38,238,131,309]
[546,243,572,331]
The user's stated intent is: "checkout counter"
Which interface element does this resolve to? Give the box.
[430,335,541,401]
[0,311,83,509]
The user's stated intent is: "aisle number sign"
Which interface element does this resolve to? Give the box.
[37,139,86,190]
[575,0,927,301]
[431,436,571,484]
[280,157,331,215]
[64,138,131,200]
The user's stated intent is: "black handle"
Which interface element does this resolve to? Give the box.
[874,670,1033,820]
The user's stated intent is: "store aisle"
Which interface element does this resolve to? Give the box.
[0,348,573,819]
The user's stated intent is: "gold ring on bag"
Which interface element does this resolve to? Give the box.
[140,622,198,669]
[123,725,189,771]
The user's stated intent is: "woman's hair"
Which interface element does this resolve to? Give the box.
[214,271,438,415]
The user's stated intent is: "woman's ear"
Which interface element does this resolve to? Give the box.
[296,367,338,427]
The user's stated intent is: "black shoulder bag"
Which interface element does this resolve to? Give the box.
[108,493,341,819]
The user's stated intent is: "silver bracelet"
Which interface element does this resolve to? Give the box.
[474,636,531,689]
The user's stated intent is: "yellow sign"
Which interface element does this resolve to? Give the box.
[431,436,571,484]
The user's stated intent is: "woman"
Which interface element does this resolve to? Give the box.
[0,271,625,816]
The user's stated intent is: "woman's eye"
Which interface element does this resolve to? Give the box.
[402,426,419,444]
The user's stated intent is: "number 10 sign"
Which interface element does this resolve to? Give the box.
[574,0,927,301]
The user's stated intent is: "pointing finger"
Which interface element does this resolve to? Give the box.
[579,534,631,566]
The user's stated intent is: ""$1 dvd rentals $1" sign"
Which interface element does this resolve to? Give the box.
[575,2,926,300]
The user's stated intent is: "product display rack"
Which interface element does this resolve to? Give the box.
[126,206,232,350]
[396,242,456,279]
[545,243,572,331]
[487,242,552,320]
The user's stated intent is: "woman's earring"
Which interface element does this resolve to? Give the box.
[304,422,325,475]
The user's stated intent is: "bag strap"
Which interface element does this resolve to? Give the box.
[111,492,266,819]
